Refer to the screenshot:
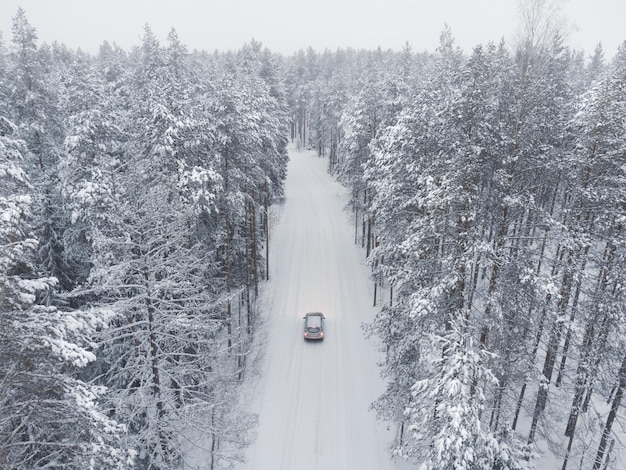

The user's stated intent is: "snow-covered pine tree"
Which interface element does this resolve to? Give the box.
[88,172,251,469]
[0,116,128,469]
[79,28,257,469]
[9,8,77,295]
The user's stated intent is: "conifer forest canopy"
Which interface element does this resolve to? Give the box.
[1,6,625,470]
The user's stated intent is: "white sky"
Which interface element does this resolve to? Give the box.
[0,0,624,58]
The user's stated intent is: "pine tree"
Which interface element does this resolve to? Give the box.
[0,117,127,469]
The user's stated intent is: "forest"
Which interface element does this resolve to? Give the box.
[1,5,625,470]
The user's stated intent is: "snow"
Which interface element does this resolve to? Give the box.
[236,144,414,470]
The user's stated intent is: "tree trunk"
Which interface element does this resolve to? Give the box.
[373,280,377,307]
[556,215,594,387]
[209,406,217,470]
[554,272,582,388]
[527,253,575,445]
[512,237,561,431]
[354,203,358,245]
[592,352,626,469]
[265,180,269,281]
[251,194,259,298]
[582,320,611,413]
[511,306,547,431]
[143,265,168,466]
[489,371,507,430]
[479,204,509,351]
[563,241,614,444]
[226,211,233,349]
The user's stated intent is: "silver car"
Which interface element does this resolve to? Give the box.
[303,312,325,341]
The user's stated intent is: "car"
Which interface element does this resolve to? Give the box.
[303,312,325,340]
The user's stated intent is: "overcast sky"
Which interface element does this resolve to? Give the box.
[1,0,624,58]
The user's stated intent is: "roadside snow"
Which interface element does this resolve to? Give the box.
[236,144,413,470]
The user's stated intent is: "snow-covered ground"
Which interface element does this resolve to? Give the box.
[236,145,414,470]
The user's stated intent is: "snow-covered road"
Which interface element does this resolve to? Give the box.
[237,145,411,470]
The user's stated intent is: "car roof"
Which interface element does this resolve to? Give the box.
[306,314,322,326]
